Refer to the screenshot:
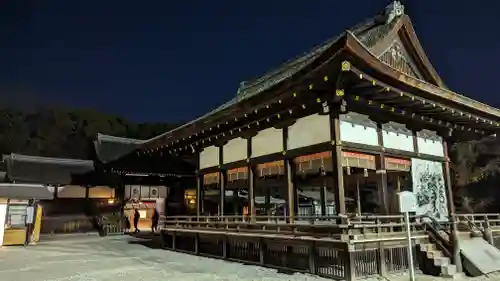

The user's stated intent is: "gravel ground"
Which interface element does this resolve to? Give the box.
[1,235,499,281]
[0,235,330,281]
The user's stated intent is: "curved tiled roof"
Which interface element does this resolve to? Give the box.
[94,133,146,163]
[3,153,95,185]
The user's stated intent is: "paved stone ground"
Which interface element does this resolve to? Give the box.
[0,235,499,281]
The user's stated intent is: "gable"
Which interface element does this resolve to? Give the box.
[368,15,446,88]
[378,36,424,80]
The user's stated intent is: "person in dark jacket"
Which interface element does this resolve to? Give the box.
[124,216,131,232]
[151,209,159,232]
[133,209,140,233]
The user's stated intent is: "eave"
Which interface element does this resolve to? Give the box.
[94,133,146,164]
[340,63,497,139]
[344,32,500,126]
[3,153,95,185]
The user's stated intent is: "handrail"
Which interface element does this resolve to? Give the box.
[456,215,485,236]
[419,215,452,258]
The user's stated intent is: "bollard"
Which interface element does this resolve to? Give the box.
[484,216,494,245]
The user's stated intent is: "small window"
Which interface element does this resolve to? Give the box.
[6,204,27,228]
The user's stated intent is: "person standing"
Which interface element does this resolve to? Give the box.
[151,209,159,232]
[133,209,140,233]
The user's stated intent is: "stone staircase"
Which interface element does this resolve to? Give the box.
[417,241,463,279]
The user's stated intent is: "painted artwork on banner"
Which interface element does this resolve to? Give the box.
[411,158,448,221]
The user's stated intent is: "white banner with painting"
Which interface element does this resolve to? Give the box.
[411,158,448,222]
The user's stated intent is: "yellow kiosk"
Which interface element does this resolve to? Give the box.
[0,183,52,247]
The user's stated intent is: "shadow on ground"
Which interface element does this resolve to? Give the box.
[127,232,164,250]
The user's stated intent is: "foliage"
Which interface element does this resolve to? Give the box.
[0,106,178,160]
[449,137,500,212]
[450,138,500,190]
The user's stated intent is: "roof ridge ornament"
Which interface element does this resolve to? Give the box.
[385,0,405,24]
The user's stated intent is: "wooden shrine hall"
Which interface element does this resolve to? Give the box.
[94,2,500,280]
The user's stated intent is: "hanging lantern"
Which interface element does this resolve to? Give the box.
[364,168,368,177]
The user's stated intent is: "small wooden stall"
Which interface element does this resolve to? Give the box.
[0,183,53,246]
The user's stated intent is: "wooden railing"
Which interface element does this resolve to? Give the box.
[159,214,430,240]
[156,214,427,280]
[454,213,500,229]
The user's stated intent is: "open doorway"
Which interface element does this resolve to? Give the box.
[342,151,378,215]
[254,161,287,221]
[385,157,412,213]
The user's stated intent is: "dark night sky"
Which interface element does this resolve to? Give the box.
[1,1,500,123]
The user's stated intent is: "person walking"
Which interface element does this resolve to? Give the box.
[133,209,140,233]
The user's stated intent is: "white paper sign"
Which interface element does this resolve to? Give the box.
[26,206,35,224]
[398,191,417,213]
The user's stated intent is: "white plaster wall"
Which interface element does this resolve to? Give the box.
[417,130,444,157]
[222,137,247,164]
[251,127,283,158]
[417,137,444,157]
[288,114,330,150]
[57,185,86,198]
[199,145,220,169]
[382,122,414,152]
[339,114,379,146]
[88,186,115,198]
[0,203,6,246]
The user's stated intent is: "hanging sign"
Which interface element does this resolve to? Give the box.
[342,151,376,169]
[398,191,417,213]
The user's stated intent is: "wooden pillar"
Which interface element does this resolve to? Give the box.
[283,126,296,223]
[196,172,203,219]
[442,138,462,273]
[265,186,271,217]
[286,159,296,223]
[412,130,419,155]
[219,171,226,216]
[247,136,256,222]
[376,123,389,214]
[356,177,361,215]
[248,166,256,222]
[442,140,456,215]
[218,146,226,217]
[320,169,327,216]
[330,109,345,215]
[195,150,204,218]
